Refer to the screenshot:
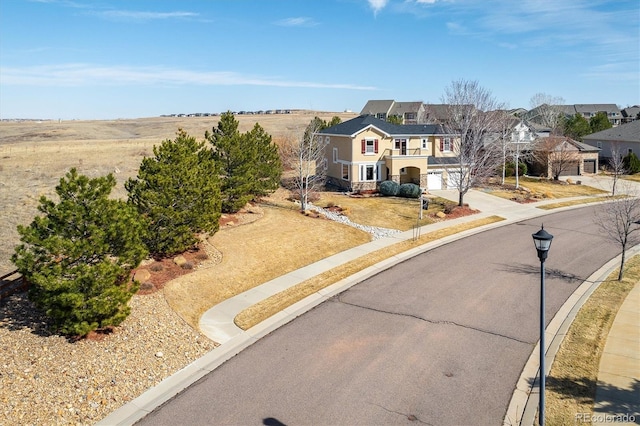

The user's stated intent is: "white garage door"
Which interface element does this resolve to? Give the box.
[427,172,442,190]
[447,172,460,189]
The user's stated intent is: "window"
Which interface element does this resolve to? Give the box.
[325,136,330,144]
[596,142,602,149]
[361,138,378,155]
[394,138,407,149]
[440,137,452,152]
[405,112,416,120]
[400,167,407,175]
[629,148,633,154]
[333,148,338,163]
[422,138,428,149]
[360,164,378,181]
[376,113,387,120]
[342,164,349,180]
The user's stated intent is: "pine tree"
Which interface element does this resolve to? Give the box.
[12,169,148,336]
[126,129,221,255]
[245,122,282,197]
[206,112,282,213]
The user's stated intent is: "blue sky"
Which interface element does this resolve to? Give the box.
[1,0,638,119]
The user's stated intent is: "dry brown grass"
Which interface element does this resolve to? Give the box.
[486,177,607,202]
[0,112,356,274]
[162,205,371,329]
[234,215,505,330]
[316,192,448,230]
[536,195,626,210]
[545,255,639,425]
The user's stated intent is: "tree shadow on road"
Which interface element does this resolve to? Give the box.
[497,262,585,284]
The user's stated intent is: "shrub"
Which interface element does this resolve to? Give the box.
[623,152,640,174]
[181,261,194,270]
[501,162,528,177]
[398,183,421,198]
[149,263,164,272]
[379,180,400,196]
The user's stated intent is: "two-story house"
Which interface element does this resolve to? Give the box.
[318,115,460,192]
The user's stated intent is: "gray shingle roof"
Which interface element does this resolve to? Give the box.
[360,100,394,116]
[583,120,640,142]
[319,114,447,137]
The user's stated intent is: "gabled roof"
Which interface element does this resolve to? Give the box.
[573,104,621,115]
[621,106,640,118]
[583,120,640,142]
[360,100,394,116]
[389,101,424,116]
[319,114,447,137]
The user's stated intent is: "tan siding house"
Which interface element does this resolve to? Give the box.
[319,115,459,192]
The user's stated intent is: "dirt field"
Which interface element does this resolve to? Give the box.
[0,111,357,274]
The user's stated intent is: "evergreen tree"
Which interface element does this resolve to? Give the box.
[563,113,591,141]
[12,169,148,336]
[589,111,613,134]
[126,130,221,255]
[245,123,282,197]
[206,112,282,212]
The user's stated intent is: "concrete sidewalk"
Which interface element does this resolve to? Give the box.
[98,180,636,426]
[592,283,640,425]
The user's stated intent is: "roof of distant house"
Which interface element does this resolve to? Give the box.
[583,120,640,142]
[319,114,447,137]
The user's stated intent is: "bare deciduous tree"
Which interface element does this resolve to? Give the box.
[608,142,627,196]
[281,119,329,212]
[532,136,581,180]
[440,79,508,206]
[595,184,640,280]
[529,93,566,134]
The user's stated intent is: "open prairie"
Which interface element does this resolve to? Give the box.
[0,111,357,273]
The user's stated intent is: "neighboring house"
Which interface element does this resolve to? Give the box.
[529,136,600,178]
[573,104,623,126]
[388,101,426,124]
[360,100,395,121]
[525,103,623,127]
[582,120,640,161]
[360,100,425,124]
[318,115,460,192]
[621,106,640,123]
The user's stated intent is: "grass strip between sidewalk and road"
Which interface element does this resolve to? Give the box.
[234,215,504,330]
[536,196,623,210]
[545,254,639,425]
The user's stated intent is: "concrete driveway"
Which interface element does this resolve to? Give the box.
[137,205,620,426]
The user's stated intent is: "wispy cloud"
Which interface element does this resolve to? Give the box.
[273,17,319,27]
[92,10,199,21]
[0,64,377,90]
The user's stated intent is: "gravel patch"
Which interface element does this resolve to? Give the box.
[307,203,401,240]
[0,292,215,425]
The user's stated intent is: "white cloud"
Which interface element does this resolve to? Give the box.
[273,17,319,27]
[368,0,389,14]
[0,64,377,91]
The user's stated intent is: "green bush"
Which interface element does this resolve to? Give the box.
[379,180,400,196]
[398,183,421,198]
[623,152,640,174]
[503,161,528,177]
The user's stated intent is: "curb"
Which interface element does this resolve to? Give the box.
[98,196,620,426]
[503,244,640,426]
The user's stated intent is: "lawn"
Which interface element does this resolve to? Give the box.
[484,177,608,202]
[315,192,457,231]
[545,255,639,425]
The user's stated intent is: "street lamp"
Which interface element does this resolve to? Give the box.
[532,225,553,426]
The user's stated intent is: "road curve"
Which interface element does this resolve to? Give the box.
[139,206,619,426]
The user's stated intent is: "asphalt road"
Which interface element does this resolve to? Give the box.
[138,206,620,426]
